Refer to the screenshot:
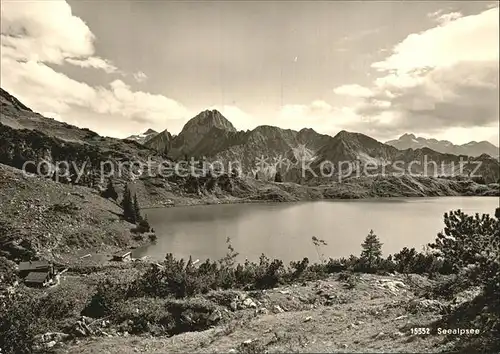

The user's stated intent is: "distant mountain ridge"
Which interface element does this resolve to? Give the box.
[125,128,159,144]
[386,133,499,158]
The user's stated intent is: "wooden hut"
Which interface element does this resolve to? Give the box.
[18,260,54,278]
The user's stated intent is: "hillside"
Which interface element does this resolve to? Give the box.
[0,163,136,261]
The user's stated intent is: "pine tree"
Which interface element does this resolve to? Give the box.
[102,178,118,201]
[133,194,142,223]
[255,172,259,180]
[121,185,135,223]
[274,171,282,183]
[360,230,383,272]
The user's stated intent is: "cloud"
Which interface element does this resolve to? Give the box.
[0,0,190,137]
[334,7,499,142]
[133,71,148,82]
[428,10,462,25]
[0,0,119,73]
[93,80,188,125]
[276,101,354,134]
[65,57,119,73]
[373,8,498,72]
[334,84,373,98]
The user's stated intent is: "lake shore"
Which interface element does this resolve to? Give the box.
[138,174,500,209]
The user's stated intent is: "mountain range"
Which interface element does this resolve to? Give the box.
[386,133,499,158]
[1,87,499,185]
[123,110,499,183]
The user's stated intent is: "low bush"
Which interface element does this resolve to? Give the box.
[0,291,51,354]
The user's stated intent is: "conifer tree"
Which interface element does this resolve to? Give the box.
[121,184,135,223]
[360,230,383,272]
[133,194,142,223]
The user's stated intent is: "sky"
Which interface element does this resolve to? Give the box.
[1,0,498,145]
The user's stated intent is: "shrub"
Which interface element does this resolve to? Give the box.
[274,171,283,183]
[289,257,309,280]
[0,256,17,286]
[0,292,50,354]
[83,278,131,318]
[113,297,174,335]
[428,208,500,352]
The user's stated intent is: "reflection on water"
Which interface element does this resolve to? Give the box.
[134,197,498,263]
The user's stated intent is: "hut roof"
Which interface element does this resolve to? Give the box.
[18,261,51,272]
[24,271,49,283]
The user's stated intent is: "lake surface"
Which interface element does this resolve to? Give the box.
[134,197,499,263]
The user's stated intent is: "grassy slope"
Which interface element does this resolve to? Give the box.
[0,163,136,260]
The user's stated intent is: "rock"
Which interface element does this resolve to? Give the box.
[392,331,406,338]
[354,320,364,325]
[373,332,386,339]
[230,300,238,311]
[349,323,358,329]
[242,297,257,309]
[279,290,290,294]
[409,299,446,313]
[257,307,269,315]
[304,316,312,322]
[243,339,253,345]
[452,287,481,308]
[228,349,236,353]
[342,344,349,349]
[395,315,408,320]
[209,310,222,323]
[70,192,85,199]
[46,341,57,348]
[273,305,285,313]
[74,321,93,337]
[35,332,70,345]
[378,280,407,293]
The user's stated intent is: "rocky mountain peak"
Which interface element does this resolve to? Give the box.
[167,110,237,158]
[333,130,362,142]
[400,133,417,140]
[182,109,237,134]
[144,128,158,135]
